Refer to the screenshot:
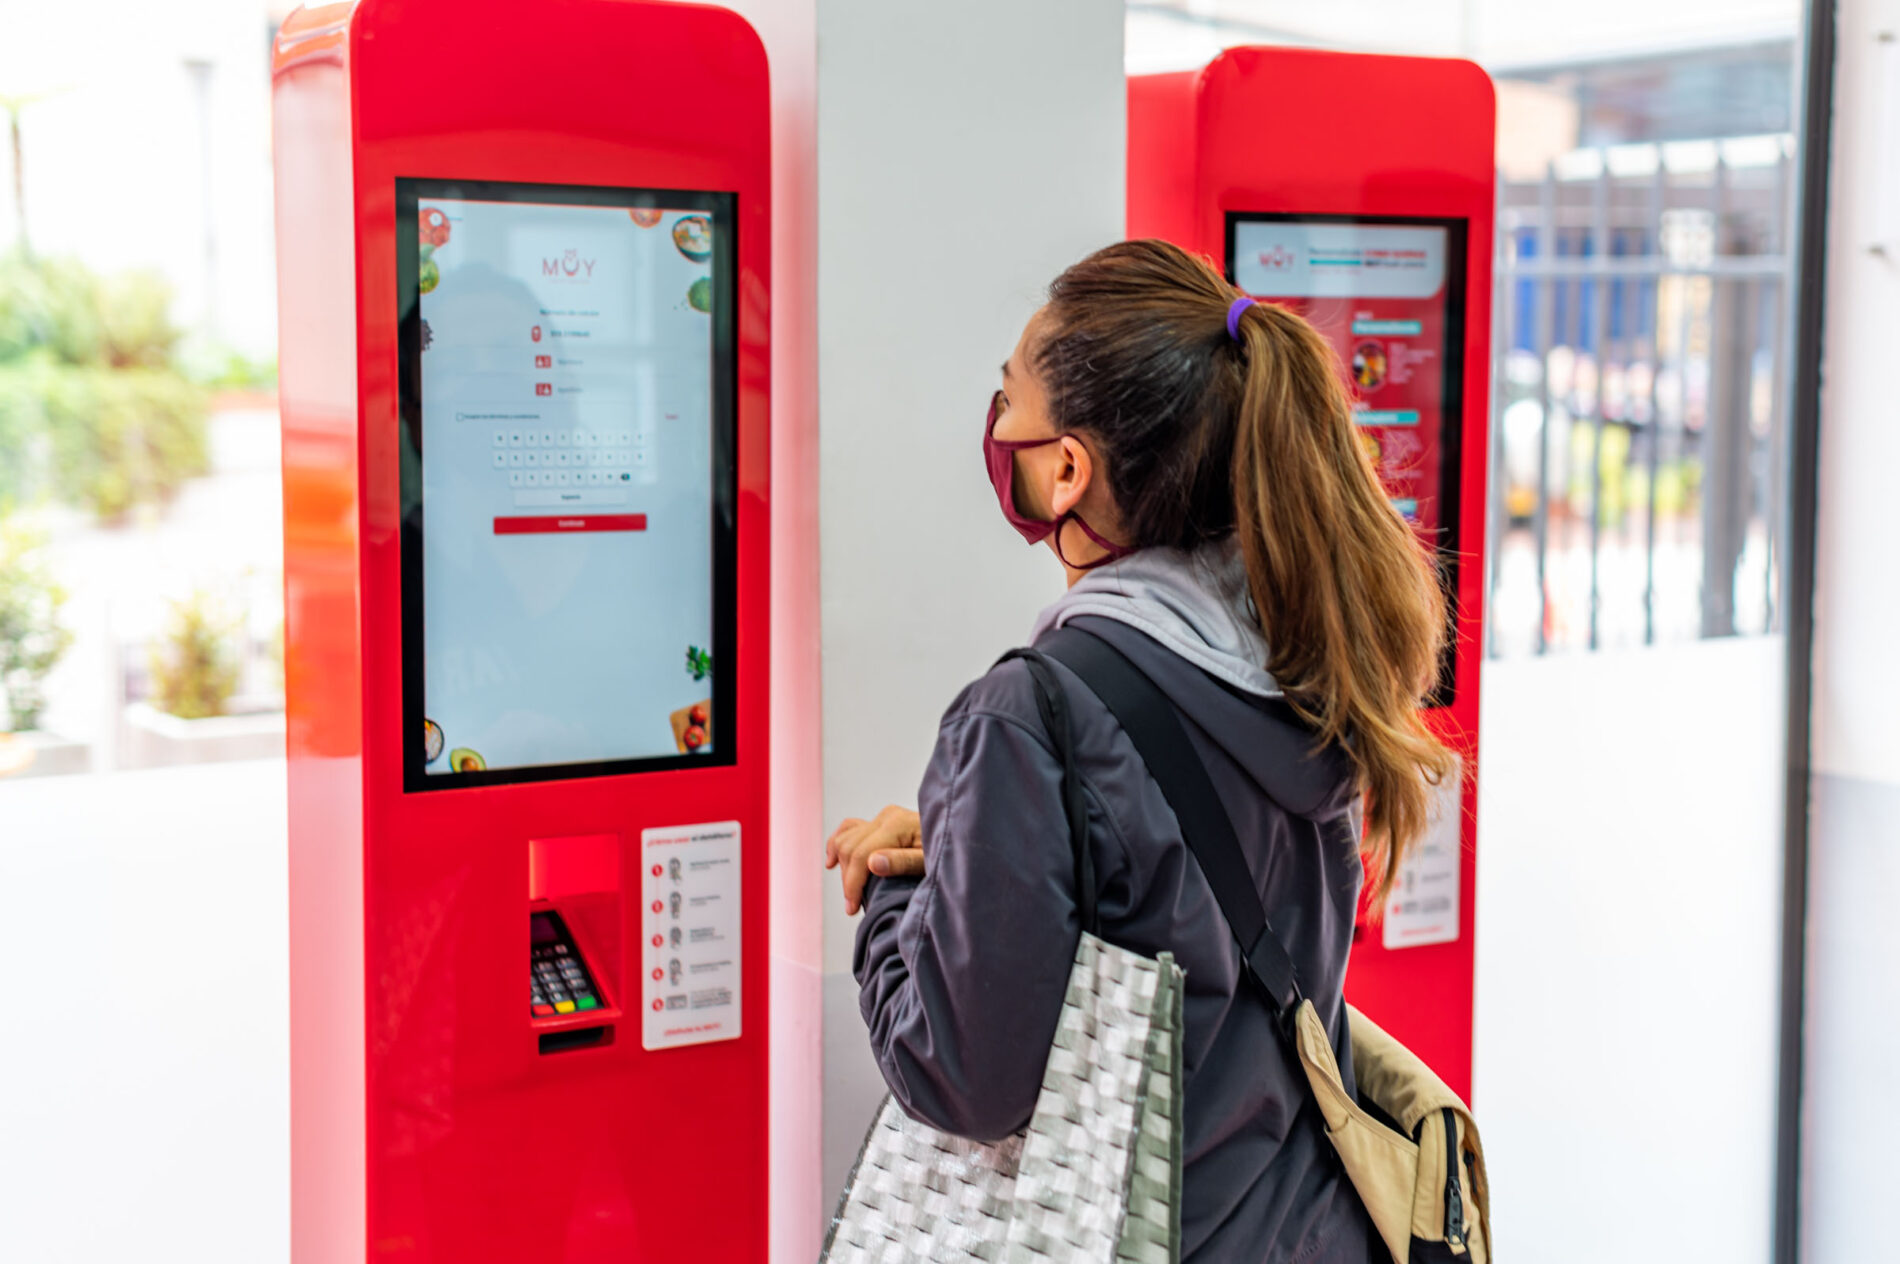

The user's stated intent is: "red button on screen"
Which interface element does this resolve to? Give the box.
[493,514,648,535]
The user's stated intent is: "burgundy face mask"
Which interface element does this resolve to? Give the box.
[982,391,1131,571]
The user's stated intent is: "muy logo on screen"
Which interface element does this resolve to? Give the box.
[1257,245,1296,271]
[542,248,597,281]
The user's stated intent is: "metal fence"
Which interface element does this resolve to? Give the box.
[1486,137,1795,658]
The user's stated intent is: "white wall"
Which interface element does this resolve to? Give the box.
[1474,639,1785,1263]
[1802,3,1900,1260]
[813,0,1127,1218]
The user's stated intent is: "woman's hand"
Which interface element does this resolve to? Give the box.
[826,805,924,915]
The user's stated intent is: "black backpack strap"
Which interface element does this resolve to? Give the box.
[996,646,1099,937]
[1037,625,1306,1022]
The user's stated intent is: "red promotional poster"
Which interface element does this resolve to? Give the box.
[1229,217,1464,548]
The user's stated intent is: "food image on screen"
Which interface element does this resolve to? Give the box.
[402,181,734,784]
[669,698,713,754]
[672,215,713,262]
[1352,340,1388,391]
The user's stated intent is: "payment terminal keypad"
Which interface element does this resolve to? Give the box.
[530,910,603,1017]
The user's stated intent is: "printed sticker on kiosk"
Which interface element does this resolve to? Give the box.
[642,821,742,1050]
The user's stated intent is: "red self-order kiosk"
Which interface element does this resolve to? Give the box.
[1130,48,1495,1099]
[272,1,770,1258]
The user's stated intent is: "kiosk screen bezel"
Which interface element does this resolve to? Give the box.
[1224,211,1466,707]
[397,177,740,791]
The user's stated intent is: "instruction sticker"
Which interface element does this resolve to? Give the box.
[641,821,742,1050]
[1383,762,1463,950]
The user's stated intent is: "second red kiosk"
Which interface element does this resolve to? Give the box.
[1131,48,1496,1098]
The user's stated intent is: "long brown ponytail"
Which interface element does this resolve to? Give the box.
[1035,239,1454,900]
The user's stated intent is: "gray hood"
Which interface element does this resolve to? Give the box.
[1029,540,1283,699]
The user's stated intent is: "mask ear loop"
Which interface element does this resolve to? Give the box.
[1051,512,1131,571]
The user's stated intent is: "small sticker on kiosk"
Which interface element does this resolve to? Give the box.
[1383,761,1462,949]
[642,821,741,1049]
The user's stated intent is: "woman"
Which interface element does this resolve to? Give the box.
[826,240,1455,1263]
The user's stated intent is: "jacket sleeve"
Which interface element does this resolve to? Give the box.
[851,685,1084,1141]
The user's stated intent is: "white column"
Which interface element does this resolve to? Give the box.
[716,2,822,1261]
[813,0,1127,1222]
[1804,3,1900,1260]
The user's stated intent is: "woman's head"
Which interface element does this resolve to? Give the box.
[998,238,1455,897]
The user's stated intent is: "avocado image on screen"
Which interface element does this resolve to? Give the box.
[448,747,486,773]
[687,277,713,313]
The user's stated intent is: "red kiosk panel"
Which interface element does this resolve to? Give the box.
[273,2,771,1260]
[1130,48,1495,1098]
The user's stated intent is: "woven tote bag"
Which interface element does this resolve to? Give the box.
[822,650,1187,1264]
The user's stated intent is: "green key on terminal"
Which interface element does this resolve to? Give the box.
[530,908,606,1018]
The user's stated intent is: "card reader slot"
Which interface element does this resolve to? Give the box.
[539,1025,614,1056]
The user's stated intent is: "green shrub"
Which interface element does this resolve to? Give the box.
[38,365,208,519]
[149,589,239,721]
[0,524,74,732]
[0,364,41,509]
[0,253,104,365]
[0,253,208,519]
[178,334,278,391]
[97,269,183,369]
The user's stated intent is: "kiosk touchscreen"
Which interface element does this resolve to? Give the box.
[1228,214,1465,699]
[398,181,737,787]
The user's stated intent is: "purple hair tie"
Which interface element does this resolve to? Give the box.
[1226,296,1256,341]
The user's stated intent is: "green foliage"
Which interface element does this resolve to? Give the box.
[0,251,208,519]
[0,252,103,364]
[97,269,184,368]
[0,365,38,509]
[148,589,239,721]
[0,524,74,732]
[37,364,209,519]
[177,340,277,391]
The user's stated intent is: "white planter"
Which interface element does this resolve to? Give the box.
[119,702,286,770]
[0,730,94,779]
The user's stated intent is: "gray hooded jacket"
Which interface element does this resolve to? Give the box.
[853,543,1380,1264]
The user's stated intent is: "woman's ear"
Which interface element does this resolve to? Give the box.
[1050,434,1094,517]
